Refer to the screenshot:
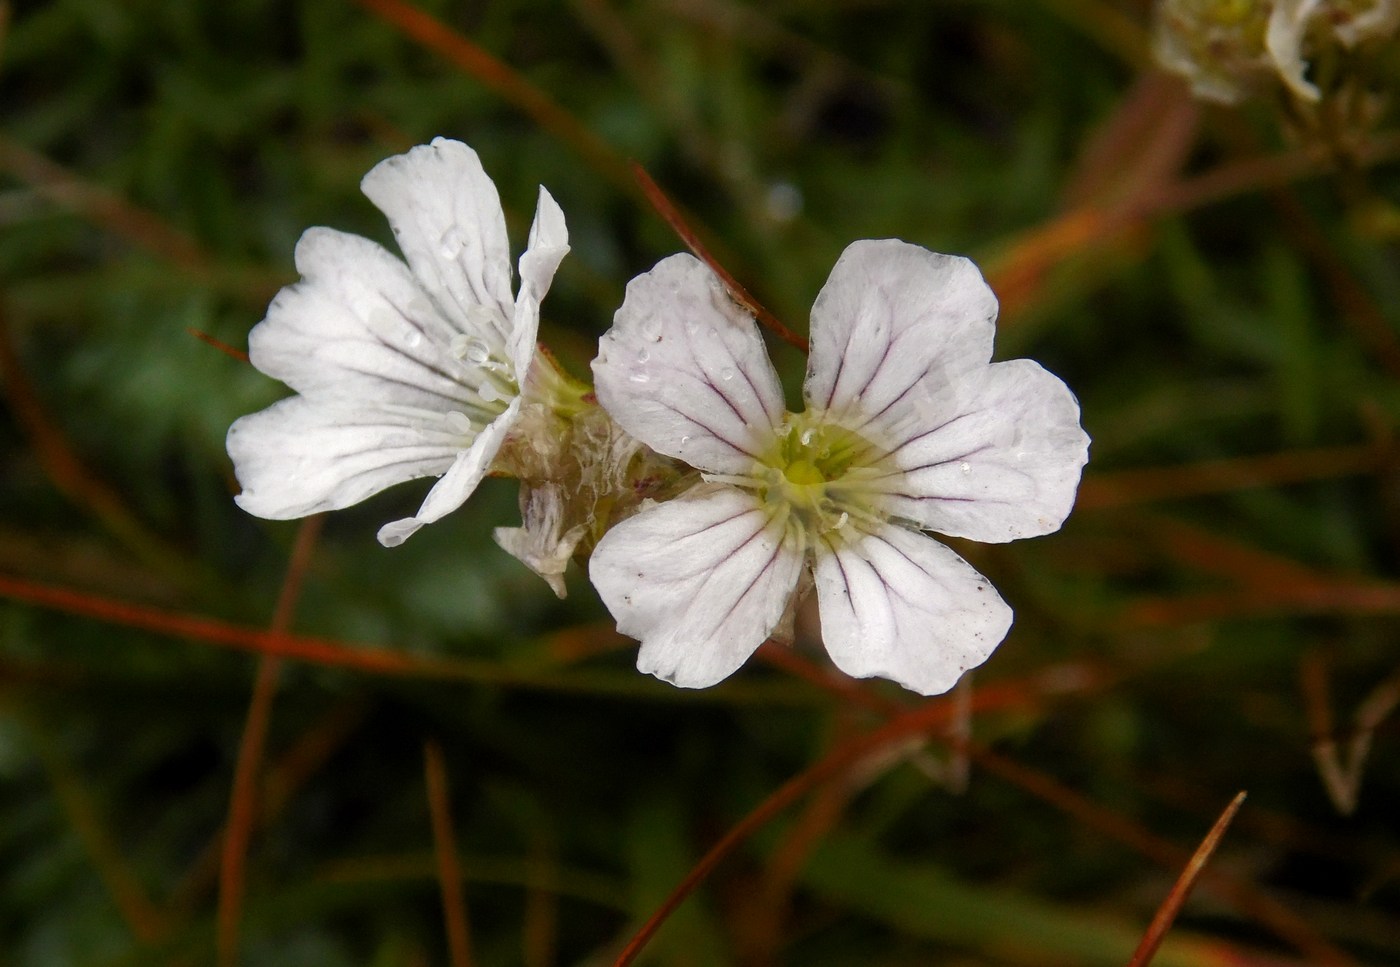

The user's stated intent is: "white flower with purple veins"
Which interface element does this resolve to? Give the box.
[590,241,1089,695]
[227,138,568,546]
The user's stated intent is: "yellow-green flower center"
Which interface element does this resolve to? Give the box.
[750,414,885,536]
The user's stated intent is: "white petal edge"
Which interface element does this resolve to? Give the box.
[376,395,524,546]
[857,358,1090,543]
[814,522,1012,696]
[593,254,786,475]
[228,396,458,519]
[360,137,516,330]
[804,239,998,437]
[1266,0,1323,102]
[509,186,569,376]
[589,482,804,689]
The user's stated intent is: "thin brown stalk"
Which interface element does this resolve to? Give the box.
[188,327,250,364]
[424,739,475,967]
[631,162,808,353]
[610,695,976,967]
[216,516,323,967]
[352,0,634,197]
[168,699,367,919]
[1127,792,1247,967]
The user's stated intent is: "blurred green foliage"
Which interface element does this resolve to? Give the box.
[2,0,1400,965]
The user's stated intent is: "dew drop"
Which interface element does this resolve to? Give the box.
[960,461,971,474]
[799,427,815,446]
[679,434,691,446]
[637,348,650,363]
[720,368,735,381]
[444,411,475,434]
[835,511,849,529]
[439,227,466,259]
[404,329,423,348]
[629,371,651,384]
[478,382,503,403]
[449,335,492,364]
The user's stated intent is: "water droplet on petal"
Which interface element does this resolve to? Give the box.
[637,348,650,363]
[960,461,971,474]
[404,329,423,348]
[629,371,651,384]
[720,368,735,381]
[799,428,815,445]
[444,411,475,435]
[439,227,466,259]
[479,382,503,403]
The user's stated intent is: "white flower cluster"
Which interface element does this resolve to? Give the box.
[1154,0,1399,105]
[228,139,1090,696]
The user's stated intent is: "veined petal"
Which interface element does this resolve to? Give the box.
[813,521,1011,696]
[228,396,459,519]
[360,137,516,331]
[249,228,492,418]
[857,359,1089,543]
[509,187,569,376]
[593,254,785,475]
[589,483,804,689]
[804,240,997,435]
[377,396,523,547]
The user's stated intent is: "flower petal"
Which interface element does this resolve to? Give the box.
[589,483,804,689]
[813,521,1012,696]
[228,396,458,520]
[376,396,523,547]
[509,186,569,376]
[804,239,997,436]
[856,359,1089,543]
[249,227,497,424]
[593,254,786,474]
[1266,0,1323,101]
[360,137,516,330]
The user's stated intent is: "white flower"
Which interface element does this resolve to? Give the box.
[589,241,1090,695]
[226,138,569,546]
